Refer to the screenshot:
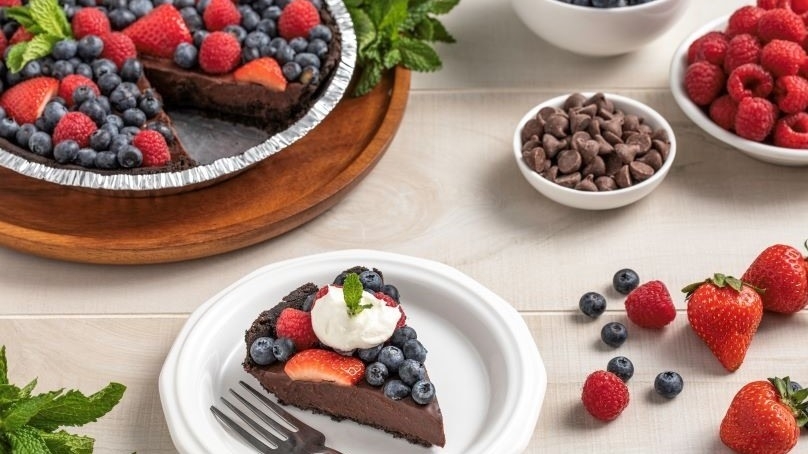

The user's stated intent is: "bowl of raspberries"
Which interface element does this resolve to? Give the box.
[511,0,690,57]
[671,1,808,166]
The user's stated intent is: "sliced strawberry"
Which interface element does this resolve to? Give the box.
[275,308,318,350]
[233,57,288,92]
[123,4,192,59]
[0,77,59,125]
[9,26,33,45]
[284,349,365,386]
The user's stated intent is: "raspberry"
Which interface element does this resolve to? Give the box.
[58,74,99,108]
[275,308,318,351]
[685,61,726,106]
[278,0,321,40]
[687,31,728,65]
[624,281,676,329]
[709,95,738,131]
[774,112,808,147]
[71,7,111,40]
[774,75,808,112]
[132,129,170,167]
[757,8,807,43]
[760,39,806,77]
[724,34,762,74]
[52,112,97,147]
[198,31,241,75]
[581,370,629,422]
[100,32,137,69]
[727,64,774,101]
[735,96,778,141]
[792,0,808,13]
[203,0,241,32]
[727,6,765,38]
[374,291,406,328]
[757,0,779,8]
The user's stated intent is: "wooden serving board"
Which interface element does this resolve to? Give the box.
[0,68,411,265]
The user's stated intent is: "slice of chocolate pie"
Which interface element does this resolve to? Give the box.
[243,267,446,448]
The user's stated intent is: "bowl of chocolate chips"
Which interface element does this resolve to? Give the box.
[513,92,676,210]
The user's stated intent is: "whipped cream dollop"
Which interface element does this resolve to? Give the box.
[311,285,401,351]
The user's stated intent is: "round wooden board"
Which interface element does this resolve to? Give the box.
[0,68,411,265]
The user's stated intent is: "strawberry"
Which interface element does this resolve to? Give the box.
[9,26,33,45]
[0,31,7,57]
[278,0,321,40]
[132,129,170,167]
[275,308,318,350]
[58,74,100,108]
[71,7,111,40]
[52,112,97,148]
[684,274,763,372]
[720,377,807,454]
[0,77,58,125]
[123,4,192,59]
[0,0,22,6]
[742,244,808,314]
[374,291,406,328]
[624,280,676,329]
[581,370,629,421]
[202,0,241,32]
[284,349,365,386]
[198,31,241,74]
[100,32,137,69]
[233,57,288,92]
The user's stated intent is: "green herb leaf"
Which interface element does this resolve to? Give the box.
[353,59,383,97]
[343,273,373,316]
[5,0,73,73]
[6,426,50,454]
[0,385,22,407]
[2,390,61,432]
[28,383,126,432]
[29,0,70,38]
[22,34,60,64]
[397,37,441,72]
[5,44,26,74]
[4,7,37,32]
[0,346,8,386]
[41,430,94,454]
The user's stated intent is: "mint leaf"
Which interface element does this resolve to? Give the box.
[28,383,126,432]
[0,346,8,386]
[6,426,49,454]
[4,7,37,32]
[342,273,373,316]
[2,390,60,432]
[5,0,72,73]
[427,0,460,15]
[5,44,26,75]
[0,385,22,406]
[354,59,383,97]
[397,37,441,72]
[351,8,376,54]
[424,17,454,43]
[41,430,94,454]
[29,0,69,38]
[379,0,408,32]
[20,379,37,399]
[22,34,59,64]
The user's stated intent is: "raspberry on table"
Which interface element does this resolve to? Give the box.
[581,370,629,422]
[757,8,807,43]
[727,63,774,101]
[774,75,808,113]
[773,112,808,147]
[709,95,738,131]
[724,33,762,74]
[727,6,765,38]
[685,61,726,106]
[735,96,778,141]
[760,39,806,77]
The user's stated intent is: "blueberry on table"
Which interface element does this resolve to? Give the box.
[579,291,607,318]
[601,321,628,347]
[613,268,640,295]
[789,381,802,392]
[606,356,634,381]
[654,371,684,398]
[250,337,276,365]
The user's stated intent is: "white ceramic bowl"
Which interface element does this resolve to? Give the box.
[513,92,677,210]
[511,0,690,57]
[670,15,808,166]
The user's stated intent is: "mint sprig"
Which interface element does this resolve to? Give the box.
[0,346,126,454]
[5,0,72,73]
[344,0,459,97]
[343,273,373,316]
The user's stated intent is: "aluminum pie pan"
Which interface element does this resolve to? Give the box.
[0,0,357,196]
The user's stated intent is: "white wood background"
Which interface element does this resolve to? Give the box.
[5,0,808,452]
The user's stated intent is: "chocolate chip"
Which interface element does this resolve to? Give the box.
[545,114,569,138]
[629,161,655,182]
[637,149,663,171]
[595,135,614,155]
[623,114,640,132]
[522,149,536,170]
[625,132,652,154]
[541,165,559,181]
[575,174,598,192]
[538,106,564,121]
[580,140,600,164]
[588,116,601,137]
[525,147,547,172]
[522,137,541,152]
[563,93,587,110]
[595,176,618,191]
[582,155,606,177]
[571,130,591,151]
[522,118,544,142]
[605,152,623,176]
[615,165,632,188]
[603,130,623,145]
[601,118,623,138]
[653,139,671,161]
[615,143,639,164]
[570,113,591,133]
[542,134,567,158]
[555,172,582,188]
[557,149,582,174]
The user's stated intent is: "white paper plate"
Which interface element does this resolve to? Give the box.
[159,249,546,454]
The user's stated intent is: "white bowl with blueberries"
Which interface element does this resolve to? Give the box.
[513,92,676,210]
[511,0,690,57]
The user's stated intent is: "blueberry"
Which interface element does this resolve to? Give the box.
[109,134,131,154]
[77,35,104,60]
[0,117,19,139]
[242,46,260,62]
[333,272,348,285]
[613,269,640,295]
[76,147,97,167]
[180,6,202,31]
[129,0,153,17]
[15,124,36,148]
[244,31,270,49]
[120,58,143,82]
[364,362,388,387]
[71,86,95,106]
[52,39,78,60]
[289,37,308,53]
[282,61,301,80]
[601,321,627,347]
[74,62,94,79]
[100,122,119,136]
[21,60,41,78]
[115,145,141,168]
[307,38,328,59]
[110,86,138,111]
[250,337,276,365]
[145,121,174,143]
[51,60,75,79]
[790,380,802,392]
[262,5,281,20]
[251,0,272,11]
[153,0,173,5]
[411,380,435,405]
[389,327,416,350]
[193,30,209,48]
[39,58,53,76]
[139,96,162,118]
[122,108,146,127]
[223,24,247,44]
[255,18,276,36]
[300,66,320,84]
[173,42,197,69]
[120,125,141,137]
[94,150,119,169]
[89,129,113,151]
[377,345,404,371]
[383,379,410,400]
[195,0,210,13]
[105,115,125,131]
[175,0,195,7]
[27,131,52,157]
[5,70,21,87]
[606,356,634,381]
[309,24,331,42]
[34,117,48,133]
[103,0,127,9]
[294,52,320,69]
[398,359,425,386]
[402,339,427,362]
[108,9,137,29]
[275,42,295,64]
[0,107,6,120]
[54,140,80,163]
[98,72,122,95]
[272,337,295,362]
[579,291,607,318]
[79,99,107,125]
[357,344,383,363]
[654,371,684,398]
[241,9,260,31]
[380,284,400,303]
[359,270,383,292]
[91,58,117,79]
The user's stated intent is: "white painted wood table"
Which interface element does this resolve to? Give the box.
[2,0,806,452]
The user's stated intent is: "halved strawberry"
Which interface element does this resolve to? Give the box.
[233,57,287,92]
[284,349,365,386]
[0,77,58,125]
[123,4,192,58]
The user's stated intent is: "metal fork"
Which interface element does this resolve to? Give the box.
[210,380,343,454]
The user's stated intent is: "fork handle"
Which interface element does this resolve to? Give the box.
[315,447,343,454]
